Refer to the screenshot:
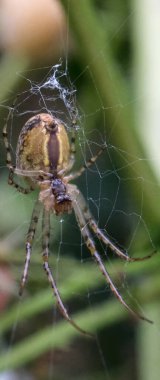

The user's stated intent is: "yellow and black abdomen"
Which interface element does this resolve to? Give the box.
[16,113,70,176]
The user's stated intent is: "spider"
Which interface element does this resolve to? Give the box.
[3,112,154,336]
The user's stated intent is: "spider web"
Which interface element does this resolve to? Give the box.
[0,3,159,380]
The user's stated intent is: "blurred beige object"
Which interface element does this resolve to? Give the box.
[0,0,67,61]
[0,266,16,311]
[134,0,160,181]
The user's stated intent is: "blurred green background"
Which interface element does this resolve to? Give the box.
[0,0,160,379]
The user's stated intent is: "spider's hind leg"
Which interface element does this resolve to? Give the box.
[42,208,92,337]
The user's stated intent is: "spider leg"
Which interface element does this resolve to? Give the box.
[42,208,93,337]
[14,168,53,179]
[67,129,76,172]
[66,108,80,173]
[66,144,106,182]
[3,106,14,169]
[8,167,34,194]
[72,193,153,324]
[19,200,41,295]
[3,114,34,194]
[75,191,155,262]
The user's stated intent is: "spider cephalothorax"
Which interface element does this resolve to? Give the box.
[3,112,154,336]
[51,178,72,214]
[39,177,72,215]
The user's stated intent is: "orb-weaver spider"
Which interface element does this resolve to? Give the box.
[3,111,154,336]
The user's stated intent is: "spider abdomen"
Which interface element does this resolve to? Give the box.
[16,113,70,178]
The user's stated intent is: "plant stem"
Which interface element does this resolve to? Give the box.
[61,0,160,232]
[0,53,29,103]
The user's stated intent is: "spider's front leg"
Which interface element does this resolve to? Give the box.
[42,208,93,337]
[19,200,41,295]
